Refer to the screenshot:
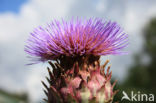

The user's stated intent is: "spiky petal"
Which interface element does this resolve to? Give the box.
[25,18,128,63]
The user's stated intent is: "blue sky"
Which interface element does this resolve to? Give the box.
[0,0,27,13]
[0,0,156,103]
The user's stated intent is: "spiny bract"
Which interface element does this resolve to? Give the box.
[42,60,118,103]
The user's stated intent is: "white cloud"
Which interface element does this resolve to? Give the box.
[96,0,107,12]
[25,65,48,103]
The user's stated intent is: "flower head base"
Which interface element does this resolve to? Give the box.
[42,60,118,103]
[25,18,128,64]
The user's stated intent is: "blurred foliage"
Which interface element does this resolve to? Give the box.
[113,18,156,102]
[0,89,29,103]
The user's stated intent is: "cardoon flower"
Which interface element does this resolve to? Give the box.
[25,18,128,103]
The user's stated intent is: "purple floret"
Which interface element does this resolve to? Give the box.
[25,18,128,63]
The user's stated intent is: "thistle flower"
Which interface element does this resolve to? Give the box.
[25,18,128,64]
[42,60,118,103]
[25,18,128,103]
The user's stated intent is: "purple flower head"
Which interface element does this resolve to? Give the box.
[25,18,128,63]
